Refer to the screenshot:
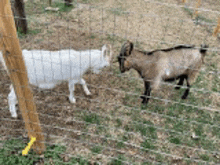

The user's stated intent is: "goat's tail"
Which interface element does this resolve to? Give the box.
[200,44,208,63]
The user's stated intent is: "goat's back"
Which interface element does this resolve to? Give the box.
[134,48,203,80]
[22,49,103,85]
[156,49,203,79]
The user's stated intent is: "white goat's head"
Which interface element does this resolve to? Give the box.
[92,44,113,74]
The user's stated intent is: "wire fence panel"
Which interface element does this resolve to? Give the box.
[0,0,220,164]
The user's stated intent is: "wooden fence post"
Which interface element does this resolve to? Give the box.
[0,0,45,154]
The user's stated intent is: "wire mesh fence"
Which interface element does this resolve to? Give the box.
[0,0,220,164]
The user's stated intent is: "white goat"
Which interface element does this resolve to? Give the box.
[0,45,112,118]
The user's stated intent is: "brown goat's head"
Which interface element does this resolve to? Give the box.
[117,40,133,73]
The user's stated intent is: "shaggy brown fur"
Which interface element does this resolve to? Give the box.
[118,40,208,104]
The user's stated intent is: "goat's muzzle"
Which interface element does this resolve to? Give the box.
[117,55,126,73]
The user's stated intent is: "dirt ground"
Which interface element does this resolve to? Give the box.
[1,0,220,164]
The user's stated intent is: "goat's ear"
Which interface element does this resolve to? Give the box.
[103,44,113,62]
[103,45,111,56]
[106,44,113,62]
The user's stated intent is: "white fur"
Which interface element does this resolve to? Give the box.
[165,69,170,76]
[0,45,112,118]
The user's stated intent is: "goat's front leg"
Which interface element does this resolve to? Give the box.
[140,81,151,105]
[79,78,91,96]
[68,80,77,103]
[8,84,18,118]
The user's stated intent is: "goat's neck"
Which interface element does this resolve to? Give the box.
[129,58,145,78]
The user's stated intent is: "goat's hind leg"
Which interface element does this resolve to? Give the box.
[175,76,185,90]
[181,71,198,99]
[140,81,151,105]
[8,84,18,118]
[79,78,91,96]
[181,77,190,99]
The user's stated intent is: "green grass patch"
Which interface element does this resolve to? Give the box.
[108,154,126,165]
[83,113,101,125]
[116,141,125,149]
[212,76,220,92]
[44,144,66,162]
[17,28,41,39]
[195,15,215,24]
[123,94,137,106]
[0,138,91,165]
[183,7,194,17]
[183,6,214,24]
[134,121,157,140]
[0,138,39,165]
[199,154,209,161]
[116,118,122,127]
[169,136,181,144]
[106,34,126,43]
[91,145,102,154]
[116,135,128,149]
[212,126,220,139]
[51,2,75,12]
[109,7,126,16]
[25,1,45,15]
[141,139,156,150]
[89,34,96,39]
[78,0,100,3]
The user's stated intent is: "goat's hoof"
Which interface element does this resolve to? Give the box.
[69,98,76,104]
[181,95,187,99]
[11,114,18,118]
[141,99,147,104]
[175,87,180,90]
[86,92,92,96]
[9,107,17,118]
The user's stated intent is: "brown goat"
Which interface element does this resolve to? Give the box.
[117,40,208,104]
